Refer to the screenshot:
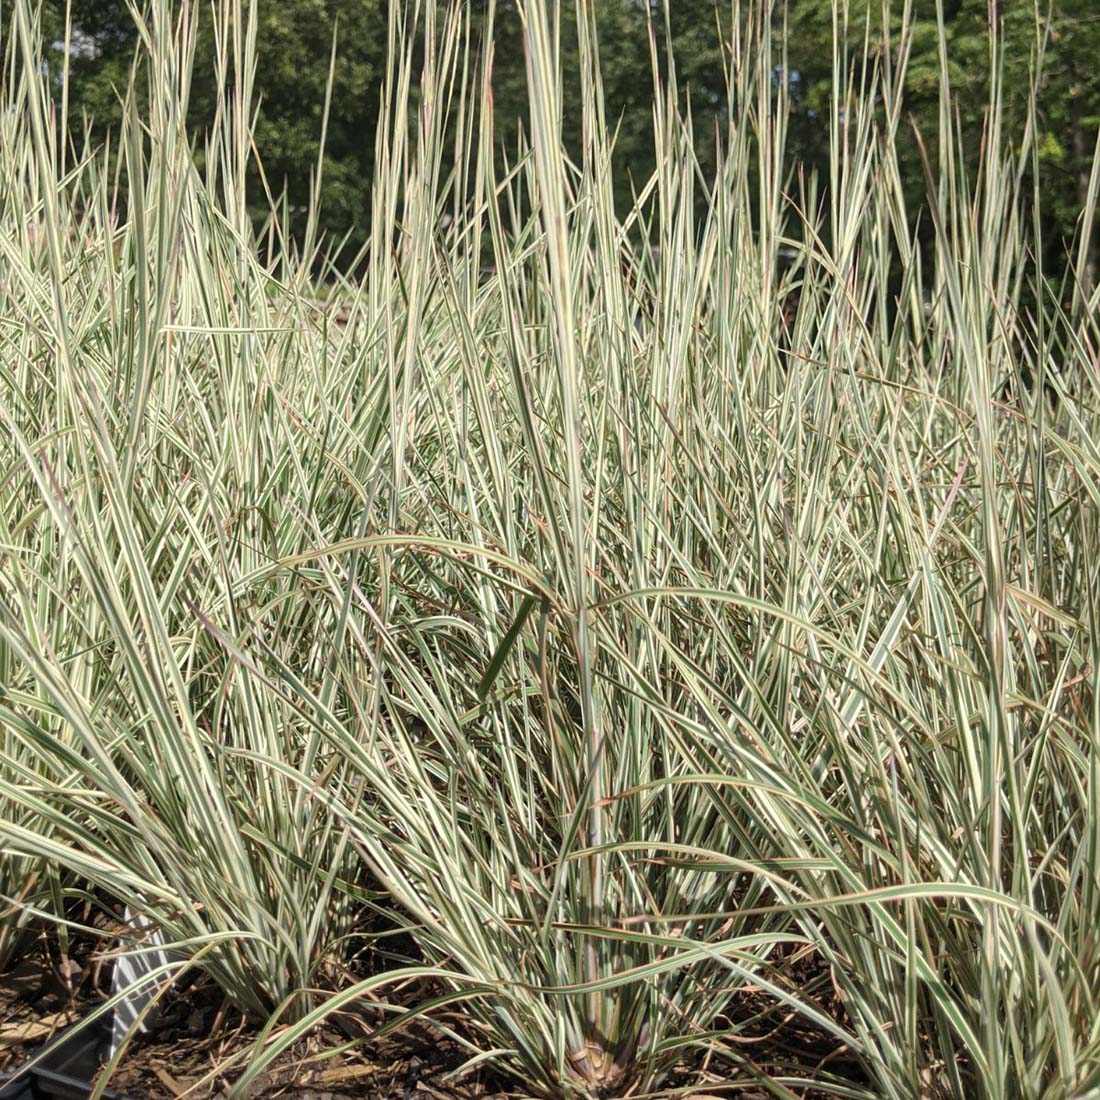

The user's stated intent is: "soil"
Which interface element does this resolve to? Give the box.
[1,932,868,1100]
[1,943,496,1100]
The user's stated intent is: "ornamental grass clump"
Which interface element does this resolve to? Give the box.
[1,0,1099,1098]
[0,0,368,1023]
[226,4,1100,1099]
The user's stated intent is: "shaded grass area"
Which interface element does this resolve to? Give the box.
[2,1,1100,1098]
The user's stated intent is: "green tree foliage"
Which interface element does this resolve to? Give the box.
[40,0,1100,282]
[779,0,1100,286]
[220,0,386,255]
[43,0,385,258]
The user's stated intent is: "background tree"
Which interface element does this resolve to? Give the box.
[39,0,1100,284]
[43,0,385,259]
[778,0,1100,290]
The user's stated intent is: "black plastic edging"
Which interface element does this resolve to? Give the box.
[0,1009,131,1100]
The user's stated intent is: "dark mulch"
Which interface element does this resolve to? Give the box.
[2,932,868,1100]
[1,944,493,1099]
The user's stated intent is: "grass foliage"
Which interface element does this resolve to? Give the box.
[2,0,1100,1097]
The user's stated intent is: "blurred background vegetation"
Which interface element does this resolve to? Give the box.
[40,0,1100,284]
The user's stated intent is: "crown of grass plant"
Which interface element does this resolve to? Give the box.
[2,0,1099,1098]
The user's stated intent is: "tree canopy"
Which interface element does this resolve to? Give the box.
[38,0,1100,282]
